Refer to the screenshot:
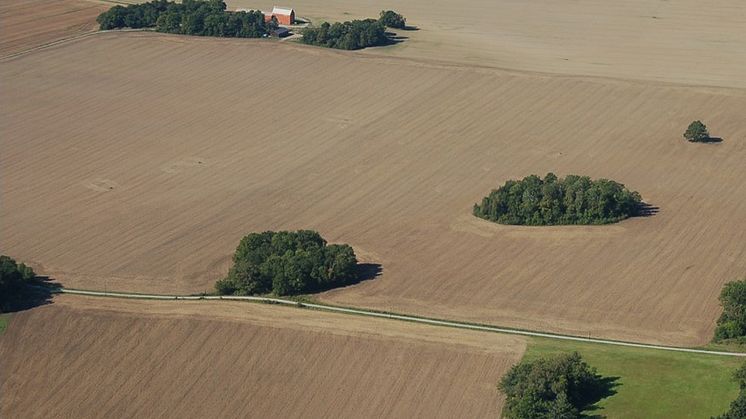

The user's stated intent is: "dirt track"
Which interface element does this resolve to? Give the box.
[0,295,525,418]
[1,32,745,346]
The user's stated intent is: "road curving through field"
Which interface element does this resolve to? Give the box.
[56,287,746,358]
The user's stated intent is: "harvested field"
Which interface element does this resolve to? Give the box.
[0,295,525,418]
[0,0,108,57]
[1,33,746,346]
[230,0,746,89]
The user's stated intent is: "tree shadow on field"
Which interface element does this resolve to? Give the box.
[382,32,408,45]
[635,202,659,218]
[699,136,724,144]
[315,263,382,293]
[580,375,622,418]
[3,276,60,313]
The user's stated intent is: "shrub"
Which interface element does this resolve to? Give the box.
[301,19,388,50]
[714,279,746,342]
[683,120,710,142]
[499,352,608,419]
[379,10,406,29]
[97,0,268,38]
[216,230,358,296]
[473,173,643,226]
[0,255,37,312]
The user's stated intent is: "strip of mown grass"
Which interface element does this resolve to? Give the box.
[0,313,10,335]
[524,337,742,418]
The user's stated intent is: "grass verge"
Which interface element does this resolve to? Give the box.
[0,313,10,335]
[524,337,741,418]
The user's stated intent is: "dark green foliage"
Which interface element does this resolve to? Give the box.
[379,10,406,29]
[215,230,358,296]
[714,363,746,419]
[499,352,607,419]
[473,173,643,226]
[684,120,710,142]
[0,255,36,312]
[97,0,267,38]
[301,19,388,50]
[714,279,746,342]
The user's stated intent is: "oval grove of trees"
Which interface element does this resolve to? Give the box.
[499,352,612,418]
[97,0,268,38]
[473,173,643,226]
[215,230,359,296]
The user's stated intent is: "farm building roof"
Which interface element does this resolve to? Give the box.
[272,6,294,15]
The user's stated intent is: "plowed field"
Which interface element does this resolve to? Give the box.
[1,33,745,346]
[0,295,525,418]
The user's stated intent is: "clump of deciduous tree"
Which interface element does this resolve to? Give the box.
[714,363,746,419]
[379,10,406,29]
[473,173,643,226]
[714,279,746,343]
[301,19,388,50]
[499,352,611,419]
[97,0,268,38]
[683,120,710,142]
[215,230,358,296]
[0,255,37,312]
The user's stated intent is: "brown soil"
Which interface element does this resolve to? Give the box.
[0,0,108,57]
[227,0,746,89]
[0,295,525,418]
[1,33,745,346]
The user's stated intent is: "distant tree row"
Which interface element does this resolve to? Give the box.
[301,19,388,50]
[473,173,643,226]
[0,255,37,312]
[500,352,612,418]
[97,0,268,38]
[215,230,358,296]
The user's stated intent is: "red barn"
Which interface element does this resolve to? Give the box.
[264,6,295,25]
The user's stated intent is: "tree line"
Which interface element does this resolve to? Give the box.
[473,173,643,226]
[714,278,746,343]
[97,0,268,38]
[301,10,407,50]
[215,230,358,296]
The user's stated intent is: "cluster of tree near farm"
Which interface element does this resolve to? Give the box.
[500,352,612,418]
[97,0,267,38]
[474,173,643,226]
[301,10,408,50]
[215,230,358,296]
[96,0,409,50]
[0,255,37,312]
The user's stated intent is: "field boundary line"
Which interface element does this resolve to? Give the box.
[0,28,153,61]
[55,287,746,357]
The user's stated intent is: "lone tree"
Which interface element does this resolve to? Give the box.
[683,120,710,142]
[379,10,406,29]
